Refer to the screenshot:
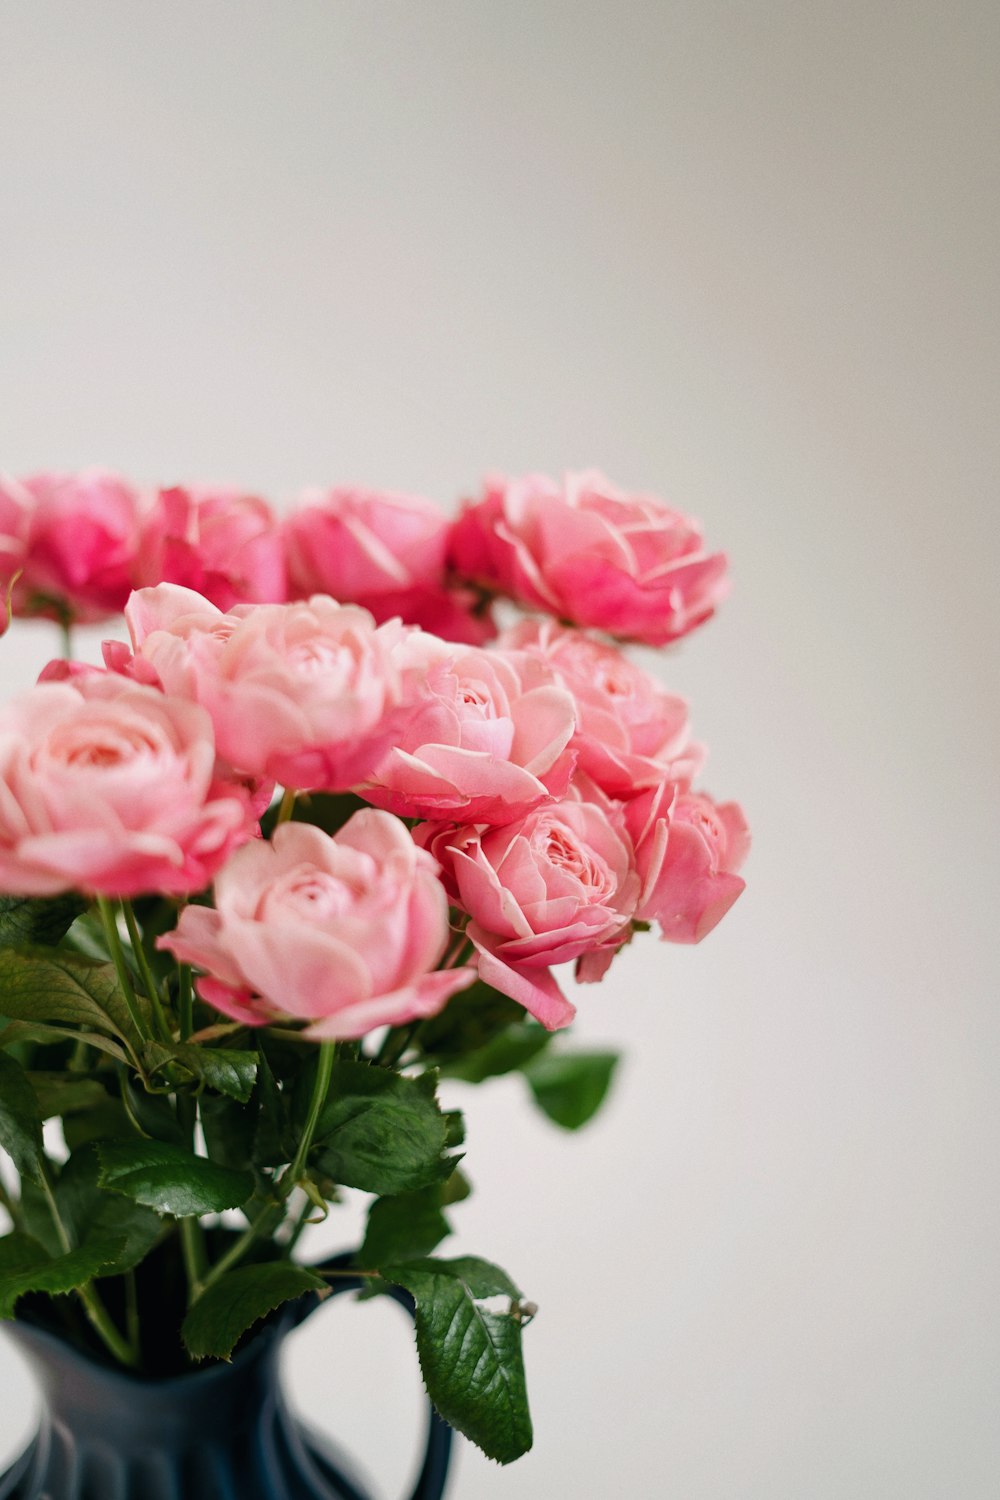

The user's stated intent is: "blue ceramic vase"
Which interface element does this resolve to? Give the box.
[0,1268,453,1500]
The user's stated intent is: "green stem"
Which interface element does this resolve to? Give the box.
[275,786,297,825]
[284,1041,335,1193]
[121,900,171,1042]
[96,897,148,1044]
[58,617,73,660]
[376,1021,419,1069]
[177,962,193,1042]
[281,1191,316,1259]
[177,1092,209,1304]
[196,1042,336,1297]
[40,1166,136,1368]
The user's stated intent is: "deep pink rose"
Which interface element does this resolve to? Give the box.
[138,486,287,609]
[0,477,30,599]
[358,633,577,824]
[2,471,146,623]
[500,619,703,797]
[625,782,750,942]
[285,486,493,644]
[159,812,474,1040]
[426,800,639,1029]
[0,673,253,898]
[448,470,728,645]
[111,585,410,792]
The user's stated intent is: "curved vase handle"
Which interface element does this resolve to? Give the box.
[296,1254,453,1500]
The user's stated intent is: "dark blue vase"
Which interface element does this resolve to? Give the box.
[0,1269,453,1500]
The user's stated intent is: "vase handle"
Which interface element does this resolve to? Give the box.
[297,1254,454,1500]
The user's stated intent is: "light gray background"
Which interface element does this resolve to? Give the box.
[1,3,998,1497]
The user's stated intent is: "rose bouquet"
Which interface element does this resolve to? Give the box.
[0,469,747,1469]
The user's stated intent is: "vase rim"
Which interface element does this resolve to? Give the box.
[7,1294,308,1392]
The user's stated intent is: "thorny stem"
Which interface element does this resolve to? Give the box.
[177,962,193,1042]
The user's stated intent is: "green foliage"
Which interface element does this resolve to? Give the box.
[97,1141,254,1217]
[312,1061,456,1196]
[359,1186,452,1268]
[0,1230,126,1319]
[145,1042,258,1103]
[51,1147,162,1275]
[445,1019,553,1083]
[0,894,87,949]
[181,1262,328,1361]
[523,1050,621,1130]
[0,947,147,1052]
[27,1073,109,1121]
[0,1052,45,1181]
[381,1256,533,1465]
[417,981,524,1061]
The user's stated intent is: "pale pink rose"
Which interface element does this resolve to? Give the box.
[159,812,474,1040]
[448,470,728,646]
[625,782,750,943]
[358,632,577,824]
[285,486,493,644]
[0,673,254,898]
[500,619,704,797]
[111,584,410,792]
[425,800,639,1029]
[137,486,287,609]
[3,471,146,623]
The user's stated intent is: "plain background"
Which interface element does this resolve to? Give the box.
[0,3,998,1496]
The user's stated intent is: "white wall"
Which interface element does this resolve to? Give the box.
[0,4,997,1496]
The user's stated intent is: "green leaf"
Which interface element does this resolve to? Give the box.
[359,1187,452,1269]
[522,1050,620,1130]
[0,1020,130,1068]
[55,1147,162,1275]
[417,981,524,1062]
[252,1049,297,1168]
[200,1093,257,1172]
[62,1095,133,1150]
[381,1256,532,1465]
[121,1077,186,1145]
[97,1141,254,1217]
[27,1072,109,1120]
[0,1230,127,1319]
[313,1061,451,1196]
[181,1262,327,1361]
[260,790,368,840]
[445,1020,553,1084]
[145,1043,258,1104]
[0,894,87,949]
[0,1051,45,1180]
[0,947,147,1050]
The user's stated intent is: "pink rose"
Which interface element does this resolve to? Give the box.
[0,673,253,898]
[448,470,728,646]
[500,619,704,797]
[159,812,474,1040]
[0,477,30,598]
[3,471,146,623]
[137,486,287,610]
[111,585,410,792]
[358,633,577,824]
[426,800,639,1029]
[285,486,493,644]
[625,783,750,942]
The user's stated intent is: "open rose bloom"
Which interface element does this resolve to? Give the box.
[0,464,747,1467]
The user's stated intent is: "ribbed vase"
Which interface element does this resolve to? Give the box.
[0,1275,452,1500]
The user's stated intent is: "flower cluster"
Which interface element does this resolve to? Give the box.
[0,465,748,1465]
[0,468,747,1040]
